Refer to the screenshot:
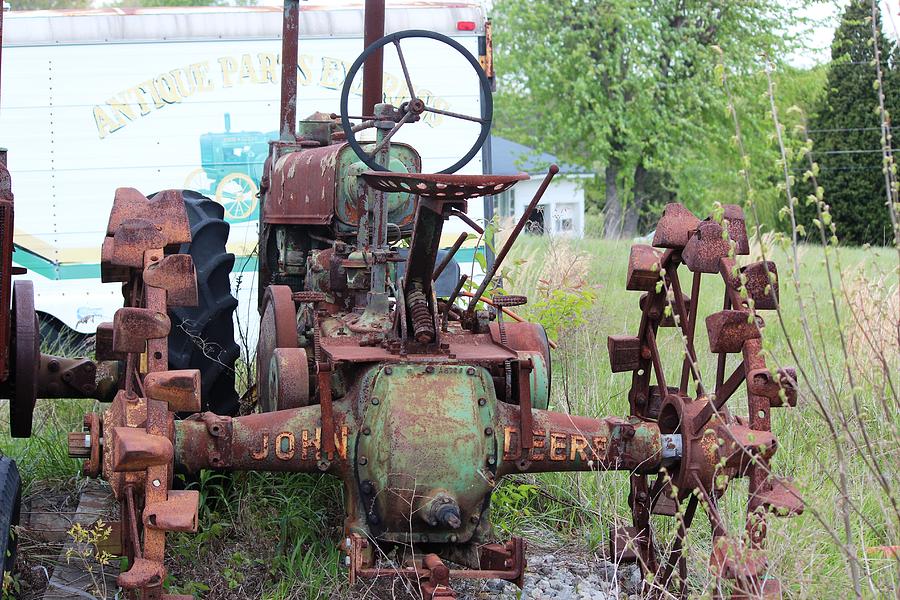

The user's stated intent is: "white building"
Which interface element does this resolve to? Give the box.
[490,137,592,238]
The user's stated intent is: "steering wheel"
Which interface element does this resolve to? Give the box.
[339,30,493,174]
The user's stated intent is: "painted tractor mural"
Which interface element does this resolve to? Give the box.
[184,113,272,223]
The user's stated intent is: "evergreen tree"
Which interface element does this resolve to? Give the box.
[803,0,899,245]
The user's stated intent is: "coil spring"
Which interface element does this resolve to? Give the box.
[407,286,435,343]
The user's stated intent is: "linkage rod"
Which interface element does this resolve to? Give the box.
[467,165,558,311]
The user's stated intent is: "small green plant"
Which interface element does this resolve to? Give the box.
[490,480,539,536]
[65,519,115,599]
[2,572,22,600]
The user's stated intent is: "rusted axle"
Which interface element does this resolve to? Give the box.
[171,398,674,478]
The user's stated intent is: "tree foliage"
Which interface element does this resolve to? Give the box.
[492,0,815,238]
[799,0,899,246]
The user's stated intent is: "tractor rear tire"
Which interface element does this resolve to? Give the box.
[160,190,240,416]
[0,457,21,572]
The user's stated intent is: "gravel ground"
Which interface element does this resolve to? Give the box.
[456,553,642,600]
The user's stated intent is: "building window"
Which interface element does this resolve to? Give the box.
[496,189,515,219]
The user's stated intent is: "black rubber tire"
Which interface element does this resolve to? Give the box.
[0,457,21,572]
[161,190,240,416]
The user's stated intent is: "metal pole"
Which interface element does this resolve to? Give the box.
[362,0,385,116]
[478,26,495,268]
[467,165,559,311]
[279,0,299,141]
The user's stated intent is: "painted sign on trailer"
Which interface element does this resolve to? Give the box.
[0,3,488,333]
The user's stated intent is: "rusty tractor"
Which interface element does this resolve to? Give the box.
[0,1,804,598]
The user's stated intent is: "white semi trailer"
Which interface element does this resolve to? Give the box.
[0,1,492,337]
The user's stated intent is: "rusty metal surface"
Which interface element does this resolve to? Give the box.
[265,143,340,225]
[362,0,386,116]
[280,0,299,141]
[270,347,311,409]
[607,202,802,594]
[112,307,171,354]
[706,309,762,353]
[626,244,665,291]
[174,404,351,473]
[10,279,39,438]
[144,369,202,412]
[681,220,732,273]
[257,285,299,412]
[143,254,198,307]
[105,188,191,247]
[36,354,120,401]
[496,403,663,475]
[319,332,517,363]
[0,189,13,382]
[94,322,126,361]
[143,490,200,532]
[652,203,699,249]
[361,171,527,199]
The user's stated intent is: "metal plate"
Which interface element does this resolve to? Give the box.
[361,171,528,200]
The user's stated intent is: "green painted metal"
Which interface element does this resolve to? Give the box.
[335,144,419,234]
[354,363,497,545]
[527,352,550,411]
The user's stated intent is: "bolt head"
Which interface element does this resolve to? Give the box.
[478,398,487,406]
[359,456,368,465]
[467,367,476,376]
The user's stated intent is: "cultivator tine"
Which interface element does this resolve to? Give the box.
[144,369,203,412]
[118,557,167,590]
[607,335,641,372]
[722,204,750,255]
[112,307,171,354]
[110,426,175,471]
[747,367,798,408]
[95,321,127,361]
[626,244,665,291]
[705,310,762,353]
[757,477,804,516]
[143,254,199,307]
[652,202,700,249]
[143,490,200,532]
[682,220,732,273]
